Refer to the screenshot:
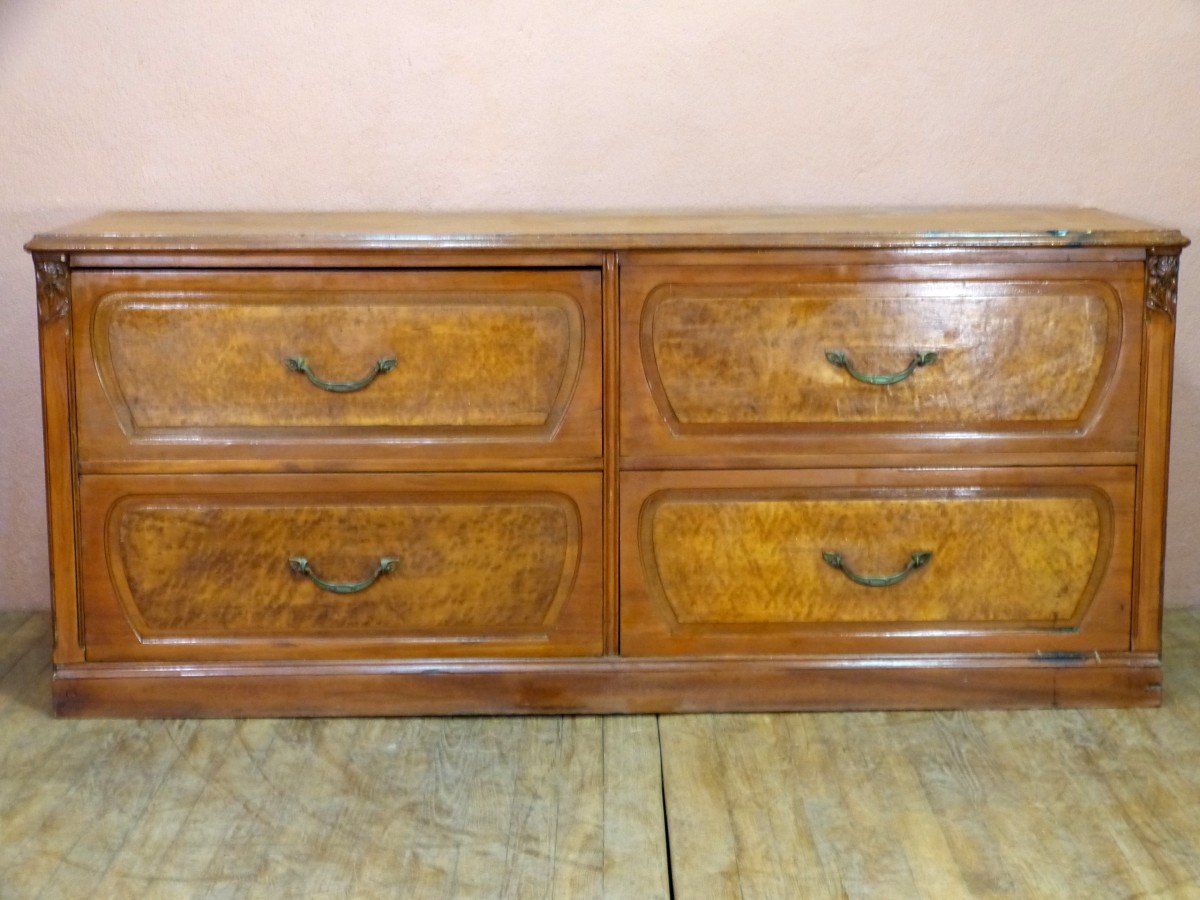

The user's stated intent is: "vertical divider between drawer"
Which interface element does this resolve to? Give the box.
[603,252,621,654]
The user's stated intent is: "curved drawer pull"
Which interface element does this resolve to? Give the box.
[822,550,932,587]
[824,349,938,385]
[288,556,399,594]
[284,356,397,393]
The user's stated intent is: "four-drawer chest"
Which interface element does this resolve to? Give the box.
[27,209,1186,716]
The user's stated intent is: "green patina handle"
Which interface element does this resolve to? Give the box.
[824,349,938,385]
[288,556,399,594]
[822,550,933,588]
[284,355,397,393]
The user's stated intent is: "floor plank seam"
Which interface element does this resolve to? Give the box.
[656,715,677,900]
[5,612,1200,896]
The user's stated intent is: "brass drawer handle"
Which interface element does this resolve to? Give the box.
[822,550,932,587]
[288,556,399,594]
[824,349,938,385]
[284,355,397,393]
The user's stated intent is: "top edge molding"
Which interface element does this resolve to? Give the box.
[26,208,1189,254]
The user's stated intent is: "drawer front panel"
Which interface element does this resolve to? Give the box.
[74,269,601,467]
[80,473,603,660]
[621,263,1143,462]
[621,468,1134,655]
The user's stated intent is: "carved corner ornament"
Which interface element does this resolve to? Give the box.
[1146,251,1180,320]
[34,254,71,325]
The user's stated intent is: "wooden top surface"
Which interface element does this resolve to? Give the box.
[26,207,1187,253]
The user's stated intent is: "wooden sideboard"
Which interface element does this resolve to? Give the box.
[27,209,1186,716]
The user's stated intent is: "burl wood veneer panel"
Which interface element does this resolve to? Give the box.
[652,286,1105,423]
[649,496,1100,625]
[621,467,1135,656]
[621,262,1143,464]
[79,473,603,661]
[101,297,573,429]
[72,269,602,470]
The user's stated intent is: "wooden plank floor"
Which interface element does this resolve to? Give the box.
[2,612,1200,898]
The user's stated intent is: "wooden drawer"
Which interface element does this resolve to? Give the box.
[79,473,603,661]
[621,467,1134,656]
[73,269,602,470]
[621,263,1143,464]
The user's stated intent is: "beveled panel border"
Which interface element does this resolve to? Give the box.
[79,472,604,662]
[91,288,584,443]
[639,279,1122,438]
[73,268,604,471]
[620,467,1136,657]
[620,259,1146,465]
[637,484,1113,634]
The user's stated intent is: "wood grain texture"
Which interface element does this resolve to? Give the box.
[118,501,574,631]
[659,611,1200,898]
[99,295,575,429]
[0,614,669,899]
[646,281,1111,424]
[622,467,1136,657]
[72,268,603,469]
[79,473,604,661]
[622,261,1146,463]
[645,493,1103,625]
[25,207,1188,252]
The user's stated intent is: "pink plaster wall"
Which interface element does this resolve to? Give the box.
[1,1,1198,610]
